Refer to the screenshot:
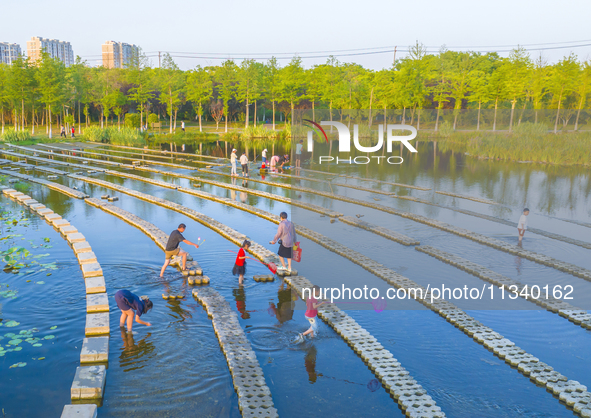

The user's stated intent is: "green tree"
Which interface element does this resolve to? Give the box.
[237,59,259,128]
[0,64,8,134]
[35,53,65,138]
[574,60,591,130]
[263,57,281,129]
[156,53,184,133]
[186,65,213,132]
[127,49,154,132]
[278,56,306,125]
[215,60,238,133]
[503,47,532,132]
[530,54,549,124]
[549,53,579,133]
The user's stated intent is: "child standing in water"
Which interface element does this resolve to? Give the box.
[518,208,530,242]
[295,285,326,342]
[233,240,251,285]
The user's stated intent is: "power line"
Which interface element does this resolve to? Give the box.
[76,40,591,61]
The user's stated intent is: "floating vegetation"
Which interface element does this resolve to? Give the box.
[50,326,57,330]
[4,321,20,327]
[9,362,27,368]
[0,283,17,299]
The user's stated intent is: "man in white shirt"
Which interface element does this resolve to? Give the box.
[262,149,268,164]
[239,152,249,177]
[230,149,238,177]
[518,208,529,242]
[295,140,303,168]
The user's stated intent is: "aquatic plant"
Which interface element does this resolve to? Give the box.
[83,126,146,146]
[0,129,32,142]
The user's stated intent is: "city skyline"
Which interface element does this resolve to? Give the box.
[2,0,591,70]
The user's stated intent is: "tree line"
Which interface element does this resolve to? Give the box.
[1,43,590,138]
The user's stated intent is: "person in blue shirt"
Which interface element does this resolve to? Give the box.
[115,289,153,331]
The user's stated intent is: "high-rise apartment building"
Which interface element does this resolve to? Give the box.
[27,36,75,66]
[0,42,22,65]
[102,41,139,68]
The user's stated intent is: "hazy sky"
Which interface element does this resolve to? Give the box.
[3,0,591,69]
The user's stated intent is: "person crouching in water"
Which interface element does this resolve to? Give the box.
[116,289,153,331]
[233,240,251,285]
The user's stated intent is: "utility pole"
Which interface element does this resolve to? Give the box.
[158,51,161,67]
[393,46,397,67]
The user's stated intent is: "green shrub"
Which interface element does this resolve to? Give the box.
[0,129,32,142]
[83,126,145,146]
[125,113,140,128]
[83,126,108,142]
[437,121,454,138]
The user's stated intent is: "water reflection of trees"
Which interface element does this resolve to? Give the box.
[294,141,589,216]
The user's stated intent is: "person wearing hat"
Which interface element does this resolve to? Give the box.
[116,289,153,331]
[230,149,238,177]
[262,148,268,164]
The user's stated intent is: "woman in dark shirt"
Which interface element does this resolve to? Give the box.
[115,289,153,331]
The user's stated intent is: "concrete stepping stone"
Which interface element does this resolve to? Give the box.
[67,232,86,244]
[23,199,38,206]
[78,251,98,265]
[73,241,92,254]
[44,213,62,222]
[60,404,97,418]
[29,203,46,211]
[80,337,109,364]
[53,218,70,228]
[86,293,109,313]
[81,262,103,278]
[85,276,106,294]
[37,208,54,216]
[70,365,106,400]
[59,225,77,234]
[85,313,109,336]
[15,194,31,201]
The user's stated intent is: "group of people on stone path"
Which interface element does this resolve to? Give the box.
[230,149,291,177]
[119,213,322,340]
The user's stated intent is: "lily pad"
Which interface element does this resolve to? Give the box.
[50,326,57,330]
[9,362,27,368]
[36,281,45,285]
[37,357,45,360]
[32,343,42,347]
[13,346,22,351]
[8,339,22,345]
[5,321,19,327]
[43,335,55,340]
[4,333,16,338]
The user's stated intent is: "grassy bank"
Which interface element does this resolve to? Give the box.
[430,125,591,166]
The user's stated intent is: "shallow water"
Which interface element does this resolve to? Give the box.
[0,140,589,417]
